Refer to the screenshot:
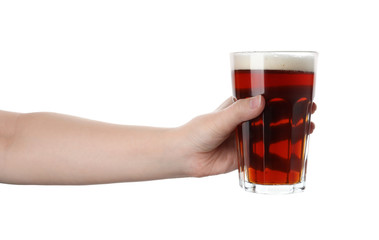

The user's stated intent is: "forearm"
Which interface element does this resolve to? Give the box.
[0,111,190,185]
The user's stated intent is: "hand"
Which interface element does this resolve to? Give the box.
[177,96,316,178]
[0,98,316,184]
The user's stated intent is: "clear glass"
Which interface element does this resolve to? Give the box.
[231,51,318,194]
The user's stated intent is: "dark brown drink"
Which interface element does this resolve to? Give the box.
[231,51,317,193]
[233,69,314,185]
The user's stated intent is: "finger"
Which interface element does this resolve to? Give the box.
[310,122,315,134]
[311,102,317,114]
[210,95,265,137]
[215,97,234,111]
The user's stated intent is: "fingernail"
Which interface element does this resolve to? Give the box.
[249,95,261,109]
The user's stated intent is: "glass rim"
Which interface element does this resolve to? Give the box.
[231,51,318,56]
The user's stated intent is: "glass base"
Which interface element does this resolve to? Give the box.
[242,182,305,194]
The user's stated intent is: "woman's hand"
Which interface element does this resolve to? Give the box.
[176,96,316,178]
[0,97,316,184]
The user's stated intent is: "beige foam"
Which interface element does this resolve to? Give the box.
[231,51,317,72]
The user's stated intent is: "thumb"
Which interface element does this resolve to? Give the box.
[210,95,265,138]
[183,95,265,152]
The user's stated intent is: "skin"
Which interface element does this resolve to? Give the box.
[0,96,316,185]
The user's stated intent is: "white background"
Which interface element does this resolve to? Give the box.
[1,0,378,239]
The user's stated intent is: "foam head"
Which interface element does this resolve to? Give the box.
[231,51,317,72]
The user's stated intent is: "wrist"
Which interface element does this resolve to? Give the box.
[165,126,197,178]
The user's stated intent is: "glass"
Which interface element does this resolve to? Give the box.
[231,51,318,194]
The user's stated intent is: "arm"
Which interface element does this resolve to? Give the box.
[0,110,191,184]
[0,96,266,185]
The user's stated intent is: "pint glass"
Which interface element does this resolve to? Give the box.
[231,51,317,194]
